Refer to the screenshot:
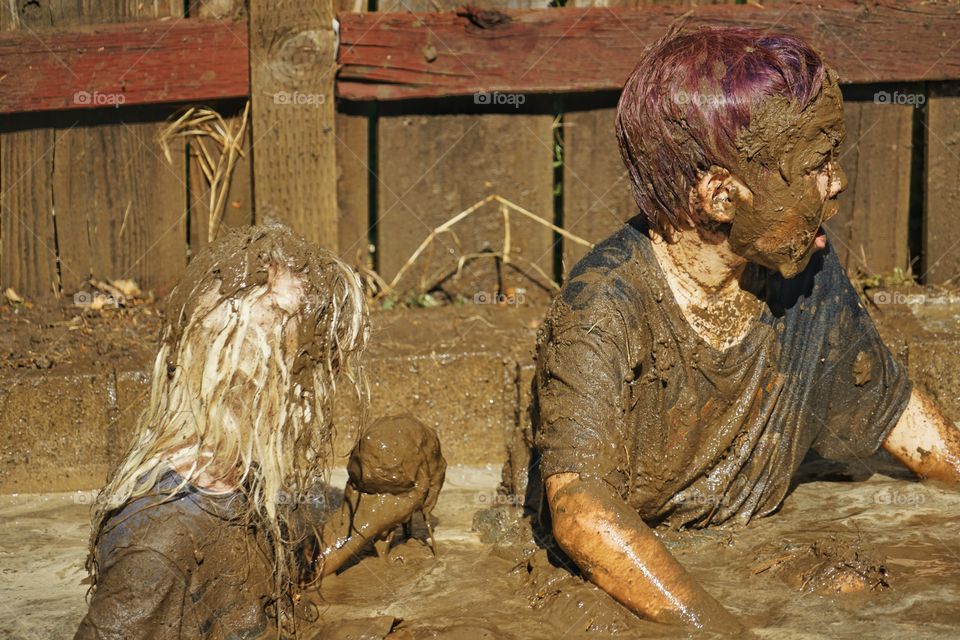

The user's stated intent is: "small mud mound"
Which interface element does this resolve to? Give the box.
[752,535,890,594]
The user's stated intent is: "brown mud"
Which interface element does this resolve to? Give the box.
[347,415,447,552]
[160,223,368,399]
[8,460,960,639]
[729,68,846,278]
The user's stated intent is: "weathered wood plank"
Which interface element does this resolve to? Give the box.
[335,0,372,269]
[562,103,636,272]
[376,0,555,304]
[925,84,960,285]
[248,0,339,249]
[0,118,59,297]
[49,1,187,296]
[827,96,913,276]
[0,7,60,298]
[336,107,372,268]
[338,1,960,100]
[0,18,248,114]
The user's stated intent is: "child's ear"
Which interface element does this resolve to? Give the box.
[695,166,753,224]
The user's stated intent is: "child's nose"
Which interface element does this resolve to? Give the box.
[830,162,847,198]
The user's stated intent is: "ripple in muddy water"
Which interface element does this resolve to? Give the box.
[3,461,960,639]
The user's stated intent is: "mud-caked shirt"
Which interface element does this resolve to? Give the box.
[75,471,306,640]
[534,221,912,529]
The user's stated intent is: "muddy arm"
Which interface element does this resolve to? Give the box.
[312,484,427,578]
[883,388,960,482]
[545,472,745,634]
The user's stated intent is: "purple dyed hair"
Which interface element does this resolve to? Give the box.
[615,26,827,236]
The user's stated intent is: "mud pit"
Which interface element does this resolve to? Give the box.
[3,455,960,640]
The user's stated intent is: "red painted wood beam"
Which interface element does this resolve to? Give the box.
[337,1,960,101]
[0,18,249,114]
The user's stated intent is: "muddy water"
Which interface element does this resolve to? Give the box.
[3,459,960,639]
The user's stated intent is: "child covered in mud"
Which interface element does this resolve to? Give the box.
[76,224,444,639]
[517,27,960,633]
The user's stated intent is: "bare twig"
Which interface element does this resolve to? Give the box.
[378,194,592,299]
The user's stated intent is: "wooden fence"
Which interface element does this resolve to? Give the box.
[2,0,959,304]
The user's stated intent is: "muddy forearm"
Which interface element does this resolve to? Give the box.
[884,389,960,482]
[546,473,743,633]
[315,488,411,576]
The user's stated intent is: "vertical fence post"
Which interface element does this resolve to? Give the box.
[925,84,960,285]
[248,0,339,249]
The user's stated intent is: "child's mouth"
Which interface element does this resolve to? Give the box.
[814,226,828,250]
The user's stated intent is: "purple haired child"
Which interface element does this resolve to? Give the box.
[521,27,960,633]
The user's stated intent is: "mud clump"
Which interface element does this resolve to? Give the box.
[752,536,889,594]
[347,415,447,550]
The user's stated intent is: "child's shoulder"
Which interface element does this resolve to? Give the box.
[97,473,232,560]
[558,222,656,315]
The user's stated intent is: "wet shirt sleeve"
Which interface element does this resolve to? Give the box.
[812,271,912,461]
[534,298,631,493]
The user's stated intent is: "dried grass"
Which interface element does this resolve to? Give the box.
[158,104,251,243]
[377,194,593,300]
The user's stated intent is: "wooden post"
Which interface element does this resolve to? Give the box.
[335,0,372,268]
[248,0,339,250]
[925,83,960,285]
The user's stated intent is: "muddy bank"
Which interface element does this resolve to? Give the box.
[4,460,960,639]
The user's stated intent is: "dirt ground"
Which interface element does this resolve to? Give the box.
[3,456,960,640]
[0,297,161,375]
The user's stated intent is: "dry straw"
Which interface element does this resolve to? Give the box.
[158,103,251,243]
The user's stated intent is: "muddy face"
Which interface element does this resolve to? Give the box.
[730,71,847,278]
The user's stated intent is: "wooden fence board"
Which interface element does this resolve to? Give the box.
[827,97,913,276]
[335,0,372,269]
[336,109,371,268]
[0,18,248,114]
[53,112,186,295]
[375,0,555,304]
[0,123,59,297]
[562,104,636,273]
[43,2,186,296]
[0,7,58,299]
[338,1,960,100]
[925,84,960,285]
[248,0,339,250]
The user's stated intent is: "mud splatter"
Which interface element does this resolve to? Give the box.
[853,351,873,386]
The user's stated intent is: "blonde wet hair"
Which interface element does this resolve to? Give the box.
[89,223,369,595]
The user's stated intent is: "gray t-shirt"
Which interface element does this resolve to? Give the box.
[533,220,911,529]
[76,471,313,639]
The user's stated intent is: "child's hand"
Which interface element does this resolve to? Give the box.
[344,480,430,540]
